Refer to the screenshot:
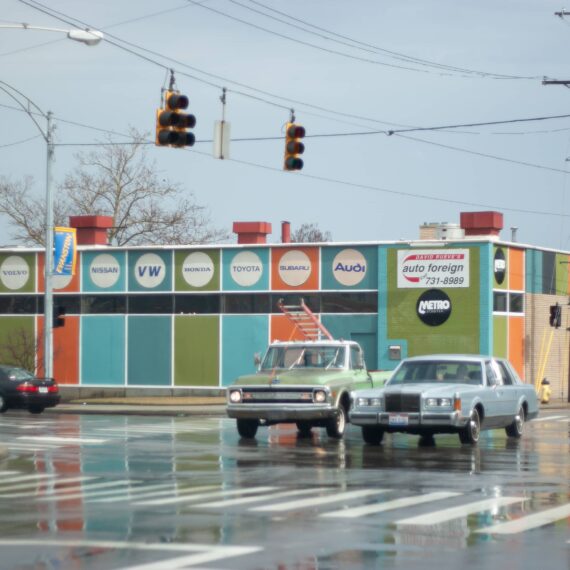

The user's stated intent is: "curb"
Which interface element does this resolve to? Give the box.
[45,404,227,417]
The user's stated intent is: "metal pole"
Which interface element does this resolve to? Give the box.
[44,111,54,379]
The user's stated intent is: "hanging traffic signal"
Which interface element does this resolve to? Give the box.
[53,305,66,329]
[283,122,305,171]
[549,303,562,328]
[155,91,196,148]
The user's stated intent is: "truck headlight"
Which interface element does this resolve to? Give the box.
[229,390,242,403]
[314,390,327,403]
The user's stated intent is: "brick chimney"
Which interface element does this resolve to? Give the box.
[232,222,272,244]
[69,215,113,245]
[460,211,503,237]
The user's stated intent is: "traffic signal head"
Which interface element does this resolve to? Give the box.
[155,90,196,148]
[284,122,305,171]
[549,304,562,328]
[53,305,66,329]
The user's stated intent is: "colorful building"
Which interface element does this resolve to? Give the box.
[0,212,568,401]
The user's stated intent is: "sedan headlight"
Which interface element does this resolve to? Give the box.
[425,397,453,408]
[356,397,370,407]
[229,390,242,403]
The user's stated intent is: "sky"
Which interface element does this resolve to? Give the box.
[3,0,570,250]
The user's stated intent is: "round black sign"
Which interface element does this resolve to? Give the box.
[416,289,452,326]
[494,248,506,285]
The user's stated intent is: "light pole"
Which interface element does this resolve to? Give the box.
[0,24,103,378]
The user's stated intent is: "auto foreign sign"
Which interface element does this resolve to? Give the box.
[397,249,469,288]
[0,255,30,290]
[332,249,366,286]
[416,289,452,326]
[278,250,312,287]
[230,251,263,287]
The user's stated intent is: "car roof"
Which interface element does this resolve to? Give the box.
[269,340,357,347]
[401,354,490,363]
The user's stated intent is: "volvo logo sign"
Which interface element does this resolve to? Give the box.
[416,289,452,326]
[0,255,30,290]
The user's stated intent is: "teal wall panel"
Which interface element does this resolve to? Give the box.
[128,250,172,292]
[127,316,171,386]
[221,315,268,386]
[82,251,126,292]
[321,246,378,290]
[526,249,542,294]
[479,243,493,356]
[81,316,125,385]
[222,248,269,291]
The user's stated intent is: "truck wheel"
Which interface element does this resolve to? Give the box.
[362,426,384,445]
[458,408,480,445]
[505,405,525,438]
[296,421,313,437]
[236,419,258,439]
[326,405,347,439]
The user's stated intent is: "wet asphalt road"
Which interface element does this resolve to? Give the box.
[0,411,568,570]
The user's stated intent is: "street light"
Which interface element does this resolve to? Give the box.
[0,23,103,46]
[0,24,103,379]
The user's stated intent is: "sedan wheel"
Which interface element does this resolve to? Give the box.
[362,425,384,445]
[326,405,347,439]
[459,408,481,445]
[236,419,258,439]
[28,406,45,415]
[505,405,525,438]
[0,393,7,413]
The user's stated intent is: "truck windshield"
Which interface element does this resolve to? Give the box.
[261,346,346,370]
[389,360,483,386]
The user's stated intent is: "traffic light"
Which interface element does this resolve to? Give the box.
[155,90,196,148]
[53,305,66,329]
[549,303,562,328]
[283,122,305,171]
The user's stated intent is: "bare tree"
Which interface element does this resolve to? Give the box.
[0,328,39,372]
[0,129,227,246]
[291,223,332,243]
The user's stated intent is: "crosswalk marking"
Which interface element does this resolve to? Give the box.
[17,436,107,444]
[5,478,127,498]
[251,489,387,512]
[320,491,462,519]
[396,496,525,526]
[531,415,566,422]
[0,471,21,477]
[476,503,570,534]
[38,480,137,502]
[0,476,96,497]
[195,488,322,508]
[91,485,218,504]
[135,486,278,507]
[0,473,54,486]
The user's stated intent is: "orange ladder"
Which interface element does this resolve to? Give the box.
[277,298,334,341]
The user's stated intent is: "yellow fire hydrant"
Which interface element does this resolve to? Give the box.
[539,378,551,404]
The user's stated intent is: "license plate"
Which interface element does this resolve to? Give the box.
[388,413,409,426]
[38,387,48,394]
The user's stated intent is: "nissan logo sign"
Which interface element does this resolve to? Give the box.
[416,289,452,326]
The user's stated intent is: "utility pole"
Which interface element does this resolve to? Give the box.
[543,11,570,86]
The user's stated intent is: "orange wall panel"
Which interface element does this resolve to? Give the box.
[37,253,80,293]
[508,315,525,380]
[37,316,79,384]
[270,315,305,342]
[509,248,524,291]
[271,247,319,290]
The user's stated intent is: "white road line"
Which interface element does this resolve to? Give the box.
[251,489,387,512]
[17,436,107,444]
[0,471,20,477]
[4,478,128,498]
[91,485,218,503]
[396,497,525,526]
[38,480,136,502]
[320,491,462,519]
[531,415,566,422]
[0,476,96,496]
[556,418,570,423]
[196,488,322,508]
[136,486,278,507]
[5,443,63,450]
[476,503,570,534]
[0,473,53,486]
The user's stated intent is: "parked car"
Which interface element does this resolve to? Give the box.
[226,340,387,439]
[0,365,60,414]
[349,354,539,445]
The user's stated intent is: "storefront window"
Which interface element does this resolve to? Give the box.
[493,291,508,312]
[509,293,524,313]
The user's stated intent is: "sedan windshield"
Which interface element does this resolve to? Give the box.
[261,346,345,370]
[388,360,483,386]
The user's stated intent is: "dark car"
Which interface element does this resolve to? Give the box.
[0,365,60,414]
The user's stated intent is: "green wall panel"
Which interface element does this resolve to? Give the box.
[0,316,35,367]
[175,250,220,291]
[81,316,125,386]
[555,253,568,296]
[127,316,171,386]
[174,316,219,386]
[493,316,508,358]
[386,247,481,356]
[0,253,36,293]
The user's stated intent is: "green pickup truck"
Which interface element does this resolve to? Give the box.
[226,340,388,439]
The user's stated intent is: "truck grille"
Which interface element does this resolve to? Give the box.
[385,393,421,412]
[241,388,314,404]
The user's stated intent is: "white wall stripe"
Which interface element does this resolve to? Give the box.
[396,496,524,526]
[320,491,461,519]
[476,503,570,534]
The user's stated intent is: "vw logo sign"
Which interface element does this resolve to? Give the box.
[332,249,367,286]
[230,251,263,287]
[0,255,30,290]
[416,289,452,326]
[278,250,312,287]
[182,252,214,288]
[90,253,120,289]
[135,253,166,288]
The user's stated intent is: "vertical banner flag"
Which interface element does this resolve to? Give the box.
[53,227,77,276]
